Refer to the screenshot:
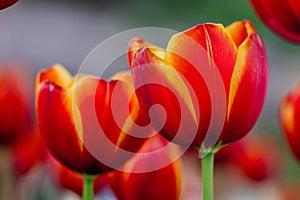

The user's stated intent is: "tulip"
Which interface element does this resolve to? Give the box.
[280,83,300,162]
[215,134,281,182]
[0,0,18,10]
[250,0,300,43]
[0,66,31,145]
[49,156,107,197]
[36,64,149,200]
[108,135,183,200]
[129,20,268,200]
[12,127,46,178]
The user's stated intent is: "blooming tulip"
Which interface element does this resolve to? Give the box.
[250,0,300,43]
[280,83,300,162]
[36,64,149,199]
[0,0,18,10]
[129,20,268,150]
[129,20,268,200]
[108,135,183,200]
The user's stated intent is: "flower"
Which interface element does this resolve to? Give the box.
[108,135,183,200]
[48,156,107,196]
[215,134,281,182]
[0,65,31,145]
[36,64,148,175]
[280,83,300,162]
[0,0,18,10]
[12,126,46,178]
[129,20,268,151]
[250,0,300,43]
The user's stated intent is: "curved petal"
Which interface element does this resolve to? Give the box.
[220,33,268,144]
[167,23,237,98]
[250,0,300,43]
[132,47,201,147]
[37,82,85,172]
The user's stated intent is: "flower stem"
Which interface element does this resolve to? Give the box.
[201,152,214,200]
[83,175,95,200]
[0,147,13,200]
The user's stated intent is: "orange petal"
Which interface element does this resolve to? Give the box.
[226,20,256,47]
[36,64,73,90]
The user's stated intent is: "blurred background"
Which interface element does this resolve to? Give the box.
[1,0,300,199]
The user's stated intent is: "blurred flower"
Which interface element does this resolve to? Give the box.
[0,65,31,145]
[108,135,183,200]
[36,64,148,175]
[280,83,300,162]
[0,0,18,10]
[48,155,107,197]
[129,20,268,151]
[250,0,300,43]
[12,126,46,178]
[215,134,281,182]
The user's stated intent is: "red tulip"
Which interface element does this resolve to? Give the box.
[280,83,300,162]
[36,64,149,175]
[0,65,31,145]
[129,20,268,151]
[49,156,107,196]
[0,0,18,10]
[12,127,46,178]
[250,0,300,43]
[215,134,281,182]
[108,135,183,200]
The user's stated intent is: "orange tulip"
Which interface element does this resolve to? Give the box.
[0,0,18,10]
[250,0,300,43]
[36,64,149,175]
[280,83,300,162]
[0,66,31,145]
[129,20,268,151]
[108,135,183,200]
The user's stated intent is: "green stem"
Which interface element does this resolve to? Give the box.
[83,175,95,200]
[201,152,214,200]
[0,147,13,200]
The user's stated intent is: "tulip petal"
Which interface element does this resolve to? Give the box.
[36,64,73,89]
[226,20,256,48]
[167,23,237,98]
[280,85,300,161]
[221,33,268,144]
[132,46,204,146]
[37,82,85,172]
[250,0,300,42]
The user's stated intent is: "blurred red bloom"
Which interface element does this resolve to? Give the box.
[215,134,281,182]
[129,20,268,151]
[0,65,31,145]
[12,126,46,178]
[250,0,300,43]
[108,135,183,200]
[36,64,149,175]
[280,83,300,162]
[49,156,107,196]
[0,0,18,10]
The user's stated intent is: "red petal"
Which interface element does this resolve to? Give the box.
[280,84,300,162]
[250,0,300,43]
[220,33,268,144]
